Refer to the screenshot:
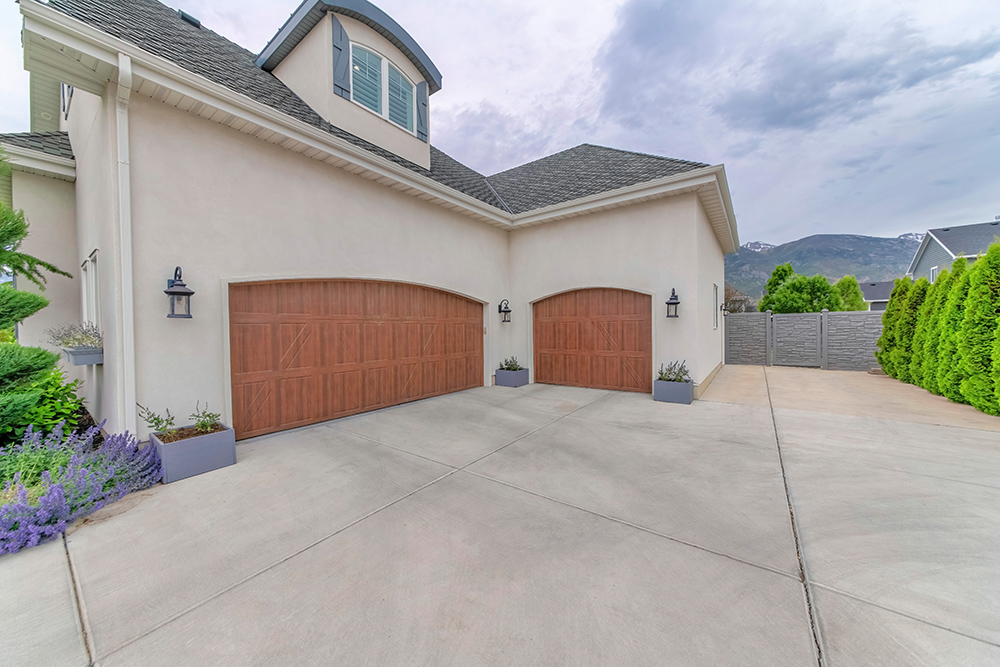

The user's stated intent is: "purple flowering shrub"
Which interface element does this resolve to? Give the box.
[0,423,162,555]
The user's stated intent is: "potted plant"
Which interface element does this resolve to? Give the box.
[139,402,236,483]
[495,356,529,387]
[653,360,694,404]
[46,322,103,365]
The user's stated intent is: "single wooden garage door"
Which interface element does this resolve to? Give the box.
[229,280,483,439]
[533,288,652,393]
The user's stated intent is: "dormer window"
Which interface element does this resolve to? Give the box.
[351,44,415,133]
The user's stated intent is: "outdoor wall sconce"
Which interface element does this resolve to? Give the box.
[498,299,512,323]
[164,266,195,319]
[665,289,680,318]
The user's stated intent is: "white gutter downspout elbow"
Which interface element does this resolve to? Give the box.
[115,52,137,435]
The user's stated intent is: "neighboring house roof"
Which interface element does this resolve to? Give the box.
[907,220,1000,275]
[0,131,74,160]
[860,280,895,303]
[256,0,443,94]
[486,145,708,215]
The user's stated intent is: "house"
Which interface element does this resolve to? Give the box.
[859,281,895,312]
[5,0,739,441]
[907,220,1000,281]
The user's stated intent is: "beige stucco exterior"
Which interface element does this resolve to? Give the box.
[10,0,738,440]
[273,13,431,169]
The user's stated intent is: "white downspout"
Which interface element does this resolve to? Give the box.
[115,53,137,434]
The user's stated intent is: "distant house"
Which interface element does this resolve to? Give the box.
[860,281,895,312]
[907,220,1000,281]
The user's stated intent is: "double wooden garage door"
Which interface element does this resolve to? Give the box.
[229,280,483,440]
[533,288,652,393]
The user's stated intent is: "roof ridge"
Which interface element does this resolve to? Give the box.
[487,143,709,178]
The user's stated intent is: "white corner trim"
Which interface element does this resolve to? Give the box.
[926,230,956,259]
[0,143,76,181]
[116,52,137,435]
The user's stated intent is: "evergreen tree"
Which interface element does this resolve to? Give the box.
[876,278,911,376]
[957,244,1000,415]
[890,278,929,384]
[833,275,866,311]
[0,284,49,330]
[909,276,940,387]
[758,263,795,312]
[919,264,959,395]
[937,263,973,404]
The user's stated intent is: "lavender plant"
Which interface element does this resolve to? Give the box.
[190,402,221,433]
[0,423,162,555]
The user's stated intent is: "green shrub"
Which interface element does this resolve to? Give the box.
[919,264,958,395]
[758,263,795,312]
[0,345,58,394]
[765,274,843,313]
[190,402,221,433]
[498,356,522,371]
[657,360,691,382]
[0,328,14,343]
[876,278,911,376]
[834,275,866,311]
[909,276,941,387]
[957,244,1000,415]
[889,278,929,384]
[937,263,973,403]
[0,285,49,331]
[0,368,83,444]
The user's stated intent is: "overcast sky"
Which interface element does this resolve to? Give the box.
[2,0,999,244]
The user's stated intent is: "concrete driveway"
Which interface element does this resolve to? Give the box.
[3,366,999,666]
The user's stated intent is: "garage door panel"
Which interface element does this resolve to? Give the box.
[231,280,483,439]
[534,289,651,393]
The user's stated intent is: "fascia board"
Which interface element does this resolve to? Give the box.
[0,144,76,181]
[19,0,511,227]
[905,234,931,275]
[712,164,740,250]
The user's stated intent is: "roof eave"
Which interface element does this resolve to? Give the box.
[0,142,76,182]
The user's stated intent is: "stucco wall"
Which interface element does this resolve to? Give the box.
[273,13,430,168]
[11,171,82,383]
[63,85,120,430]
[125,93,507,438]
[507,193,726,388]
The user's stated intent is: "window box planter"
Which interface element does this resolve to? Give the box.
[495,368,529,387]
[62,346,103,366]
[653,379,693,404]
[151,425,237,483]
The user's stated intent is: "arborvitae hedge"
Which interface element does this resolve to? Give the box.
[876,278,911,376]
[890,278,929,384]
[919,264,957,395]
[957,244,1000,415]
[936,261,973,404]
[909,276,940,387]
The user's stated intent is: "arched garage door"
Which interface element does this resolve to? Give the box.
[533,288,652,393]
[229,280,483,439]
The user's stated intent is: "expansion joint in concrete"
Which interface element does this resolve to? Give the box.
[763,366,826,666]
[63,533,96,666]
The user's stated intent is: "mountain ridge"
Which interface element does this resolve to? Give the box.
[726,233,920,299]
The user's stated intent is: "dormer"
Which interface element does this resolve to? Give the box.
[258,1,441,169]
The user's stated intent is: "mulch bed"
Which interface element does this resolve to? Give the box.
[154,423,227,444]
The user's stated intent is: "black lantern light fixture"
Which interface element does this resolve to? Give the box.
[164,266,194,319]
[665,289,680,318]
[498,299,512,323]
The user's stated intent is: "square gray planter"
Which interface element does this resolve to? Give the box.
[653,380,694,404]
[495,368,529,387]
[62,347,103,366]
[151,425,237,483]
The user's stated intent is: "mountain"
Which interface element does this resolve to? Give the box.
[726,234,921,299]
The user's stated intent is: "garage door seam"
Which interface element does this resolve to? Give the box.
[810,582,1000,648]
[464,469,801,581]
[764,366,826,666]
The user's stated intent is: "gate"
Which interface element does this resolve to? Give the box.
[772,312,822,367]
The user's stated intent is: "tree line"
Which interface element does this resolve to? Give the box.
[876,242,1000,416]
[756,263,867,313]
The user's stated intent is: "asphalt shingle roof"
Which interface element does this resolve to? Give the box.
[860,280,895,302]
[40,0,710,216]
[486,145,708,215]
[0,131,74,159]
[930,221,1000,257]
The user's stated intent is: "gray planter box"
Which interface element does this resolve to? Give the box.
[495,368,529,387]
[62,347,103,366]
[653,380,694,404]
[151,425,237,483]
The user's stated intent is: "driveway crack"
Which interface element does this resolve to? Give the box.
[764,366,826,666]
